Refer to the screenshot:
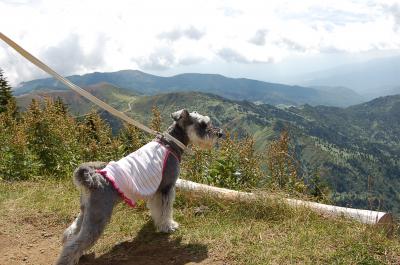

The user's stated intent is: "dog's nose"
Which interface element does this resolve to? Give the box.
[217,129,225,138]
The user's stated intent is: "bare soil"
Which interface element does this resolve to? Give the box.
[0,206,225,265]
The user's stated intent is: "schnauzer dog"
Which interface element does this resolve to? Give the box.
[56,109,223,265]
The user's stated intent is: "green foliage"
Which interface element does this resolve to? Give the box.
[0,68,16,114]
[122,91,400,213]
[77,110,122,162]
[0,103,38,180]
[0,81,331,202]
[181,129,324,198]
[13,72,400,212]
[266,130,306,194]
[150,105,162,132]
[307,172,331,202]
[183,131,290,193]
[118,123,149,156]
[0,98,149,180]
[206,132,263,190]
[1,89,327,201]
[180,147,211,184]
[24,98,81,177]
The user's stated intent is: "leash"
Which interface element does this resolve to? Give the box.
[0,32,189,153]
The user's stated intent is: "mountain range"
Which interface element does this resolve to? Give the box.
[14,70,363,107]
[297,56,400,99]
[15,80,400,215]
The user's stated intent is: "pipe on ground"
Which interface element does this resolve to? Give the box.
[176,179,393,227]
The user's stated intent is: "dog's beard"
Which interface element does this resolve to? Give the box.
[186,125,217,150]
[190,133,216,150]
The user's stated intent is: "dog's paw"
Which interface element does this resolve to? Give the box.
[157,220,179,233]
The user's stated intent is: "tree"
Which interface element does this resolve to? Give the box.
[0,68,16,114]
[150,105,162,132]
[25,98,80,177]
[54,96,69,115]
[266,129,305,193]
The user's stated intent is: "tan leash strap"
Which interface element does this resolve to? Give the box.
[0,32,188,152]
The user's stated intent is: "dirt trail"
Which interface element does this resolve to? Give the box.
[0,207,224,265]
[0,208,61,265]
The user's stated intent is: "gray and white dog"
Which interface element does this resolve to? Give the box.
[56,109,223,265]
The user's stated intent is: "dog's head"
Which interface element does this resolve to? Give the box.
[171,109,224,149]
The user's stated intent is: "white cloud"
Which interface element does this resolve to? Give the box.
[135,46,176,71]
[249,29,268,46]
[178,56,204,66]
[385,3,400,31]
[275,38,307,52]
[217,48,250,63]
[217,6,243,17]
[39,34,107,75]
[158,26,205,41]
[0,0,399,85]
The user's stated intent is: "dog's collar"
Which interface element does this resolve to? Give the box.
[155,136,183,162]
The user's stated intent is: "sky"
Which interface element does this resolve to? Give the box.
[1,0,400,86]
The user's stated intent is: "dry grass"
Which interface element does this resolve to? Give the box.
[1,179,400,265]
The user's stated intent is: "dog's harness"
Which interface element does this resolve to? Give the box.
[97,141,179,207]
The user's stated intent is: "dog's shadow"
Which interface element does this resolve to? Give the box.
[79,220,208,265]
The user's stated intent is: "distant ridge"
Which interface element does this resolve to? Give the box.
[16,82,137,115]
[15,70,363,107]
[298,56,400,98]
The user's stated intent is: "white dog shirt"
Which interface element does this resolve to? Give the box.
[98,141,176,207]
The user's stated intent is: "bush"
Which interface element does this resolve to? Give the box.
[0,102,39,180]
[0,97,330,202]
[77,110,122,162]
[182,131,263,190]
[24,98,81,177]
[265,130,306,193]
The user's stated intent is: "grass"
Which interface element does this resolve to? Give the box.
[1,179,400,264]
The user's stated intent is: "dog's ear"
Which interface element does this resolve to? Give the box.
[171,109,190,121]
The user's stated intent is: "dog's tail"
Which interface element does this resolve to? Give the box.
[73,164,106,190]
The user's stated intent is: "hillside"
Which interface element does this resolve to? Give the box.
[16,82,138,114]
[128,93,400,214]
[14,70,363,107]
[16,87,400,215]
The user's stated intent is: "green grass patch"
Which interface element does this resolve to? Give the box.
[1,179,399,264]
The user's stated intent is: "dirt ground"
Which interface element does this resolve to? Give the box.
[0,207,224,265]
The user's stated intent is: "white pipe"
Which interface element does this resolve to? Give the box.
[176,179,393,226]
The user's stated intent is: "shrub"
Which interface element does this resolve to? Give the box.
[0,95,330,202]
[77,110,122,162]
[24,98,80,177]
[182,131,263,190]
[0,102,39,180]
[265,129,306,193]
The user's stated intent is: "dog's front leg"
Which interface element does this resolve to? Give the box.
[147,187,179,233]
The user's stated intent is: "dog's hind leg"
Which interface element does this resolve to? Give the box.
[62,212,83,245]
[56,184,119,265]
[62,195,86,244]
